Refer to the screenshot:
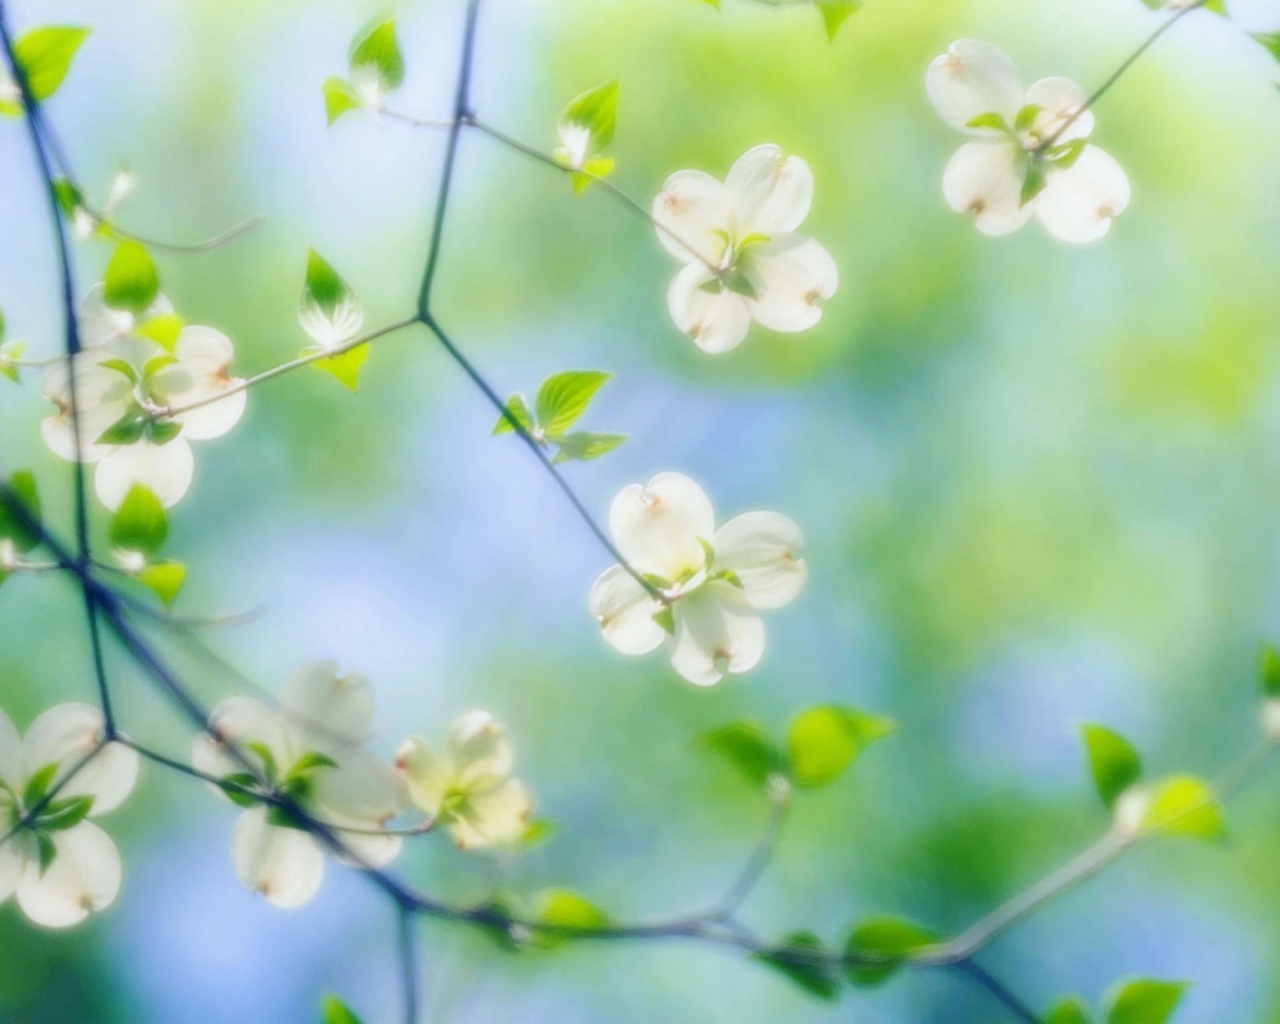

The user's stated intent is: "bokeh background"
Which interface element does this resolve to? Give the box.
[3,0,1280,1020]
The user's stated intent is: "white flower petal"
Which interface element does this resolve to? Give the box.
[1024,76,1094,144]
[0,830,32,905]
[1036,145,1131,244]
[16,821,122,928]
[652,169,732,266]
[666,581,766,687]
[744,235,839,334]
[313,752,407,828]
[450,778,532,851]
[942,141,1034,237]
[667,263,753,354]
[231,806,324,908]
[278,660,373,751]
[328,821,402,870]
[609,472,716,582]
[199,696,293,776]
[0,705,21,789]
[396,736,450,816]
[21,702,139,815]
[725,144,815,236]
[78,284,173,350]
[94,437,194,511]
[926,39,1024,132]
[154,326,246,441]
[712,511,807,610]
[589,564,665,655]
[40,354,133,463]
[447,712,515,789]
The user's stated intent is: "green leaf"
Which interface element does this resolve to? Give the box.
[844,917,936,987]
[110,484,168,556]
[1081,724,1142,811]
[536,370,612,437]
[219,772,263,808]
[1046,996,1094,1024]
[147,418,183,446]
[22,762,59,809]
[492,393,535,436]
[532,888,611,948]
[36,832,57,875]
[559,81,619,153]
[312,344,370,392]
[699,721,784,788]
[551,432,627,465]
[0,27,90,115]
[1254,33,1280,63]
[37,794,94,832]
[1142,775,1225,841]
[291,751,339,776]
[652,603,675,636]
[323,76,360,125]
[96,408,148,447]
[0,469,43,553]
[964,112,1008,132]
[103,240,159,314]
[1021,159,1048,207]
[53,178,85,219]
[349,19,404,93]
[0,341,23,383]
[1260,643,1280,699]
[752,931,840,1001]
[135,314,184,352]
[520,819,558,848]
[1105,979,1188,1024]
[320,993,366,1024]
[785,706,896,789]
[1014,104,1043,133]
[1047,137,1088,171]
[137,561,186,608]
[815,0,861,41]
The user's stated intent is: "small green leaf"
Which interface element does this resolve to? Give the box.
[559,81,618,154]
[752,931,840,1001]
[1142,775,1225,841]
[137,561,186,608]
[96,408,148,447]
[492,393,536,436]
[1105,979,1188,1024]
[321,993,366,1024]
[103,241,159,314]
[0,27,91,115]
[815,0,861,41]
[1047,137,1088,170]
[532,888,611,948]
[0,341,23,384]
[1014,104,1043,132]
[1081,724,1142,811]
[844,917,936,987]
[965,112,1008,132]
[312,344,370,392]
[652,603,675,636]
[37,794,94,832]
[291,751,339,775]
[550,432,627,464]
[110,484,168,556]
[36,832,57,875]
[1260,643,1280,699]
[135,314,184,352]
[22,762,60,809]
[699,721,784,788]
[1254,32,1280,63]
[536,370,612,437]
[520,819,558,848]
[300,248,363,350]
[350,19,404,93]
[146,418,183,446]
[786,706,896,789]
[218,772,263,807]
[0,469,43,553]
[53,178,85,218]
[1046,996,1094,1024]
[1021,159,1048,207]
[323,76,360,125]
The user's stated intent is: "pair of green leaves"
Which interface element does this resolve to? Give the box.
[1047,979,1188,1024]
[556,81,619,192]
[695,0,861,42]
[324,19,404,125]
[299,249,368,391]
[0,26,89,117]
[12,762,97,877]
[493,370,627,465]
[110,485,186,607]
[1081,724,1225,841]
[701,705,896,792]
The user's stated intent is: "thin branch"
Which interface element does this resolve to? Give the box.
[101,213,265,255]
[953,960,1043,1024]
[706,782,791,919]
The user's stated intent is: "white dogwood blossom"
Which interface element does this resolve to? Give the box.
[926,39,1131,244]
[652,144,838,354]
[77,283,172,350]
[41,321,246,510]
[193,662,409,909]
[396,712,533,851]
[0,703,139,929]
[589,472,807,686]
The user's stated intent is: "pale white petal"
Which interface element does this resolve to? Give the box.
[744,235,839,334]
[1035,145,1130,244]
[667,262,753,354]
[926,39,1024,131]
[313,752,407,827]
[396,736,450,815]
[712,511,807,610]
[447,712,515,789]
[231,806,324,908]
[78,284,173,349]
[328,821,402,869]
[94,437,194,511]
[652,169,732,265]
[152,326,246,441]
[589,564,665,655]
[1024,76,1094,144]
[666,581,766,687]
[21,702,139,815]
[725,144,814,236]
[201,696,294,775]
[942,141,1034,237]
[299,296,364,350]
[16,821,122,928]
[450,778,532,851]
[609,472,716,582]
[278,660,373,751]
[0,705,21,789]
[0,830,32,905]
[40,354,133,463]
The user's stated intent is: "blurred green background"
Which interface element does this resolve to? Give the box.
[3,0,1280,1020]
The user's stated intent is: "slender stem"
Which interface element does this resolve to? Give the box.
[103,213,265,255]
[156,315,419,418]
[382,108,456,130]
[953,961,1043,1024]
[709,785,791,918]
